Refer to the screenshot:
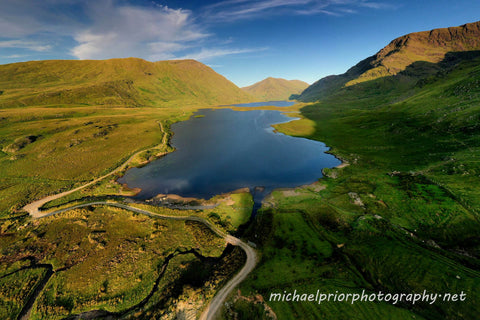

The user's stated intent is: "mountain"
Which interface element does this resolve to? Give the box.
[275,21,480,320]
[242,77,309,101]
[299,20,480,101]
[0,58,253,108]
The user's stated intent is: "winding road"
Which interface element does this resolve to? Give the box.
[22,120,258,319]
[200,235,257,320]
[23,121,169,218]
[30,201,257,320]
[24,181,256,320]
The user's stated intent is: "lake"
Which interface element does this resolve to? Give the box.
[118,108,340,211]
[229,101,296,107]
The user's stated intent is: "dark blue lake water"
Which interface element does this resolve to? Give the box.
[230,101,296,107]
[118,108,340,210]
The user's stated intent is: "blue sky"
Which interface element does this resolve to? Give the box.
[0,0,479,87]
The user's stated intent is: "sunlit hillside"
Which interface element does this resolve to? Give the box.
[0,58,253,108]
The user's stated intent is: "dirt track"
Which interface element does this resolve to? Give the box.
[23,121,168,218]
[25,202,256,320]
[22,120,257,320]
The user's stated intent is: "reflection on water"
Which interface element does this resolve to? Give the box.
[118,108,340,210]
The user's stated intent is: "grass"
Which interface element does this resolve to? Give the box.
[210,192,254,231]
[0,267,48,320]
[0,205,231,319]
[238,207,429,320]
[0,58,253,109]
[126,190,253,234]
[231,55,480,319]
[0,105,198,216]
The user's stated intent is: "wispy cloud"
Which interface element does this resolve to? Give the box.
[175,47,268,61]
[0,0,261,62]
[1,54,29,59]
[358,1,394,9]
[0,1,209,60]
[203,0,311,21]
[0,40,51,52]
[203,0,393,21]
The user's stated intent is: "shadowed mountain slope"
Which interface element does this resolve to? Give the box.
[299,20,480,102]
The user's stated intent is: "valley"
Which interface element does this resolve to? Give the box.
[1,18,480,320]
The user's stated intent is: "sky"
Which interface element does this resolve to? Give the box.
[0,0,480,87]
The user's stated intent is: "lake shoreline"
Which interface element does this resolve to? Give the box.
[116,101,343,218]
[118,107,340,202]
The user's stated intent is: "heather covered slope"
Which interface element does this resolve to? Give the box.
[299,20,480,102]
[242,77,308,101]
[0,58,253,108]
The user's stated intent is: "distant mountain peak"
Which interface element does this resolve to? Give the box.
[242,77,309,101]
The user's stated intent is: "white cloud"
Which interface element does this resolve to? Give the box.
[0,0,396,62]
[2,54,29,59]
[2,0,391,63]
[149,42,189,53]
[0,40,51,52]
[147,42,190,61]
[0,17,42,38]
[203,0,393,21]
[204,0,312,21]
[176,47,267,61]
[357,1,394,9]
[71,2,208,60]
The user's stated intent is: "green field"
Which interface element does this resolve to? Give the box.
[0,204,249,319]
[228,55,480,319]
[0,105,197,216]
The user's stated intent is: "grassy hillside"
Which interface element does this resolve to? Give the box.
[0,57,257,319]
[299,20,480,101]
[233,43,480,319]
[0,105,189,216]
[0,205,247,320]
[242,77,308,101]
[0,58,255,217]
[0,58,253,108]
